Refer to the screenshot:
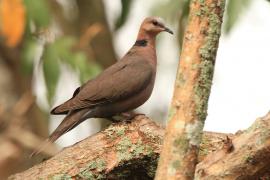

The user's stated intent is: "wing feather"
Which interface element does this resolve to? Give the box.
[51,57,152,114]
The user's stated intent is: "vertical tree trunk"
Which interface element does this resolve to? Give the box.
[76,0,117,68]
[155,0,226,179]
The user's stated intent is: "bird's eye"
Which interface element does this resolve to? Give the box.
[152,21,158,26]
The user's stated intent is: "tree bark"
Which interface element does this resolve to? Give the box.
[156,0,226,179]
[195,112,270,180]
[76,0,117,68]
[9,112,270,179]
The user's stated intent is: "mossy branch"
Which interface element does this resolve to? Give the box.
[9,112,270,179]
[195,112,270,179]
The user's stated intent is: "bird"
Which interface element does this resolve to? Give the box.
[31,17,173,156]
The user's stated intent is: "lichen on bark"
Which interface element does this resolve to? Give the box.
[156,0,226,179]
[194,0,225,122]
[77,158,107,179]
[9,114,270,179]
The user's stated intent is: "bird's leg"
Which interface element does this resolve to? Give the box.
[109,112,145,123]
[109,115,123,123]
[120,111,145,121]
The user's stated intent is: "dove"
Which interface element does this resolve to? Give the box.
[31,17,173,156]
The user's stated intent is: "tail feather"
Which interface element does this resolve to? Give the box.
[50,87,81,115]
[50,104,69,115]
[30,108,91,157]
[30,138,56,157]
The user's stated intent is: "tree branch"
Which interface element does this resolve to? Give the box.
[9,112,270,179]
[195,112,270,179]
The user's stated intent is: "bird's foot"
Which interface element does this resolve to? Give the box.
[120,112,145,123]
[110,112,145,123]
[109,116,123,123]
[121,112,145,120]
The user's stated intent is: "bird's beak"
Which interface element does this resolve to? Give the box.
[163,27,173,34]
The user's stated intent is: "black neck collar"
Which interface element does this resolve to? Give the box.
[134,39,148,47]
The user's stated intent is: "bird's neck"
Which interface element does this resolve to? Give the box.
[135,32,156,47]
[133,32,157,66]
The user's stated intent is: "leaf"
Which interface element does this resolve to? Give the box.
[114,0,133,31]
[50,36,77,68]
[43,44,60,105]
[224,0,252,34]
[72,52,101,83]
[21,39,38,74]
[41,35,101,101]
[49,36,102,83]
[23,0,50,28]
[53,37,76,61]
[0,0,26,47]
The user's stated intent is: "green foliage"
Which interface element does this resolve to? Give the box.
[52,37,76,61]
[21,38,38,74]
[47,37,101,83]
[114,0,133,31]
[43,43,60,105]
[21,0,52,96]
[73,53,101,83]
[224,0,252,34]
[42,36,101,104]
[23,0,51,28]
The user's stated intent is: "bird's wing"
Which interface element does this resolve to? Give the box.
[51,57,153,114]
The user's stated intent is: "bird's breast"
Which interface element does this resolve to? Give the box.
[115,71,156,111]
[92,72,156,118]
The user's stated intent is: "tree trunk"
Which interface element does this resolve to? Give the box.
[156,0,226,179]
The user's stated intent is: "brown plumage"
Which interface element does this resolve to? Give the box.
[31,17,173,156]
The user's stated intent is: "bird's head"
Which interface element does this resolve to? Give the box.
[140,17,173,36]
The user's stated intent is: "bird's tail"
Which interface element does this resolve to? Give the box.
[30,108,91,157]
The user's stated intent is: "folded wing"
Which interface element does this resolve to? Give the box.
[51,58,152,114]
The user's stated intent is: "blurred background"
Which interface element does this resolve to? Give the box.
[0,0,270,178]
